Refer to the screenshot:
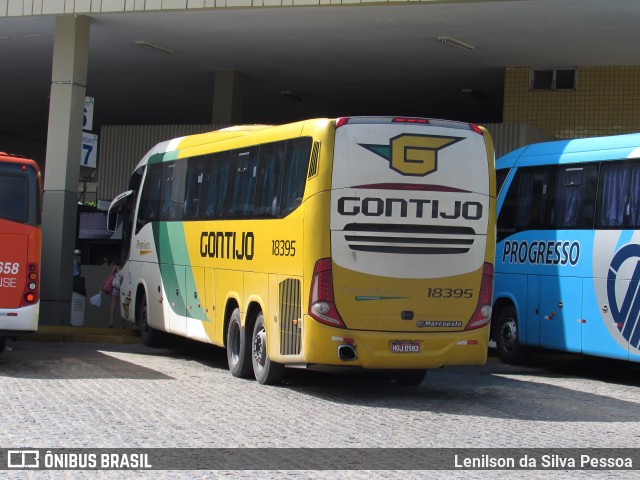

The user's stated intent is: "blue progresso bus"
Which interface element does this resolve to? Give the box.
[492,133,640,364]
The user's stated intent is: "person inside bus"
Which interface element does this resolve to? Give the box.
[72,249,86,296]
[73,249,82,276]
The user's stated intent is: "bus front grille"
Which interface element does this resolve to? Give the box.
[279,278,302,355]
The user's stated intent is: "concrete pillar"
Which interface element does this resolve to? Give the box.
[212,69,243,125]
[40,15,90,325]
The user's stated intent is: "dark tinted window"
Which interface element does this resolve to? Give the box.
[203,151,232,220]
[228,147,259,218]
[183,157,206,220]
[596,160,640,228]
[254,142,286,218]
[499,166,549,234]
[138,137,312,224]
[136,163,162,232]
[496,168,509,195]
[281,137,312,215]
[498,163,598,241]
[547,165,598,228]
[0,174,27,223]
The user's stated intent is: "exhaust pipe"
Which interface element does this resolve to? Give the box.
[338,344,358,361]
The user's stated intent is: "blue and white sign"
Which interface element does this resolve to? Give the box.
[81,132,98,168]
[83,96,94,131]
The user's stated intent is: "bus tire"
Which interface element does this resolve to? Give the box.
[495,305,530,365]
[393,369,427,386]
[251,312,285,385]
[0,337,6,354]
[226,308,252,378]
[136,291,161,348]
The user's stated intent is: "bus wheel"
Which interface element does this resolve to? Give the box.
[0,337,6,354]
[251,312,285,385]
[495,305,530,365]
[136,292,160,347]
[393,369,427,386]
[226,308,252,378]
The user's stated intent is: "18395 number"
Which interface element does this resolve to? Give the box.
[427,288,473,298]
[272,240,296,257]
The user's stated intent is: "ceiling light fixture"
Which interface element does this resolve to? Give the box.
[437,36,476,52]
[134,40,175,55]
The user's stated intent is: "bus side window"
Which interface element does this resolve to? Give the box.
[161,161,187,222]
[136,164,162,233]
[547,165,598,228]
[203,151,232,220]
[498,166,549,233]
[228,148,258,218]
[254,141,285,218]
[496,168,510,196]
[596,161,640,228]
[281,137,312,216]
[183,156,206,219]
[0,175,27,223]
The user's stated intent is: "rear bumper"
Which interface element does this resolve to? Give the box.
[301,315,489,369]
[0,303,39,334]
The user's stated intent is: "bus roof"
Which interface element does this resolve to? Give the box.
[134,116,489,170]
[497,132,640,169]
[0,151,40,171]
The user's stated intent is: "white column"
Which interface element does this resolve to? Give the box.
[40,15,91,325]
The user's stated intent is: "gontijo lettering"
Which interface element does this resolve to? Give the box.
[338,197,483,220]
[200,231,254,260]
[502,240,580,266]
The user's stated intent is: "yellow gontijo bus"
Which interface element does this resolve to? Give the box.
[109,117,496,385]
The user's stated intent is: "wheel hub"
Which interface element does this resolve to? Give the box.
[253,328,267,367]
[501,320,517,351]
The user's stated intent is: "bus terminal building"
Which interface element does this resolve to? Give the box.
[1,0,640,325]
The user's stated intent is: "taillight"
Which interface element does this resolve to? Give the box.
[465,262,493,330]
[21,263,39,306]
[335,117,350,128]
[469,123,483,135]
[309,258,346,328]
[392,117,429,124]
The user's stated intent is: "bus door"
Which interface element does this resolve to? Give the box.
[537,274,582,353]
[585,275,630,361]
[162,263,187,336]
[524,274,541,347]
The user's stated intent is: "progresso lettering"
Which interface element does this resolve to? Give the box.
[501,240,580,266]
[337,197,483,220]
[200,231,254,260]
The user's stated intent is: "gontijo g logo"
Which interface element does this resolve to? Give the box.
[607,243,640,350]
[360,134,463,176]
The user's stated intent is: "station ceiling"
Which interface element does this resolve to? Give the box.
[1,0,639,146]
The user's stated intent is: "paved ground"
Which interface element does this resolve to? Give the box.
[1,338,639,479]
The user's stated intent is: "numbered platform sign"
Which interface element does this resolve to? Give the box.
[81,132,98,168]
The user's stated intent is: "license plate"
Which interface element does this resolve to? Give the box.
[390,341,420,353]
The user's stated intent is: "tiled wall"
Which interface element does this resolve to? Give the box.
[504,67,640,139]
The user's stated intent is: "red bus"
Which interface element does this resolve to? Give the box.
[0,152,42,353]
